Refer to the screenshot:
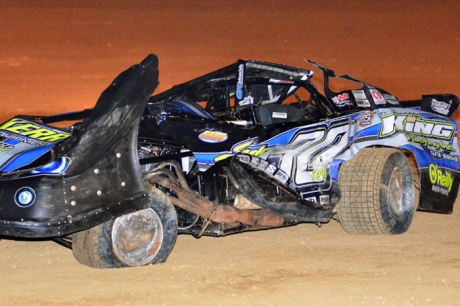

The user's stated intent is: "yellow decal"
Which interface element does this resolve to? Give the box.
[0,118,70,142]
[233,140,270,156]
[407,135,454,152]
[214,153,234,163]
[312,167,327,182]
[213,139,271,163]
[429,164,453,191]
[232,140,254,153]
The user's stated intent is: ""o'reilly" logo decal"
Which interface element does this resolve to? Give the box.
[380,113,455,140]
[429,164,453,192]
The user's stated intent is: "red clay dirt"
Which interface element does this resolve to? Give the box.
[1,1,460,305]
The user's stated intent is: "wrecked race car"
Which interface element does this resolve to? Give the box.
[0,54,459,268]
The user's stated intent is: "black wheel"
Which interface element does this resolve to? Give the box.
[72,187,177,268]
[337,148,415,235]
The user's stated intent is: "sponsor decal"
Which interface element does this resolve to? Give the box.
[272,112,288,119]
[332,93,352,107]
[377,109,392,117]
[429,164,453,195]
[359,111,374,127]
[274,169,289,184]
[370,89,386,105]
[352,90,366,100]
[14,187,36,208]
[312,166,327,182]
[0,118,70,143]
[319,195,330,205]
[214,138,270,163]
[236,154,289,184]
[269,78,295,84]
[232,140,269,156]
[250,156,260,167]
[356,99,371,108]
[198,130,228,143]
[265,163,277,175]
[429,150,458,161]
[431,99,450,115]
[236,154,251,164]
[0,141,14,151]
[380,113,455,141]
[257,158,269,171]
[0,131,46,146]
[383,93,399,105]
[408,135,453,151]
[237,153,290,185]
[238,95,254,106]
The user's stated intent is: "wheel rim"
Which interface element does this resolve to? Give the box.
[387,167,406,219]
[112,208,163,266]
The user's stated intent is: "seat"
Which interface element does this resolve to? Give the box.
[256,104,306,125]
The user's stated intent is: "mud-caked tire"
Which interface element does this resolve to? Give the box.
[337,148,415,235]
[72,187,178,268]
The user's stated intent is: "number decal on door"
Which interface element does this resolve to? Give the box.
[274,122,349,187]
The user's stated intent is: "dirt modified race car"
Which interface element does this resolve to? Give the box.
[0,54,459,268]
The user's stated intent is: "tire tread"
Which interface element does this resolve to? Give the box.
[338,148,412,235]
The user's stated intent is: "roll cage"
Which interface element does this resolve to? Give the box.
[148,60,337,126]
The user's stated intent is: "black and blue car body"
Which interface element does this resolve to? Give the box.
[0,54,458,268]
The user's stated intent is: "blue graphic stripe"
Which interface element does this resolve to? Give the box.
[0,145,53,172]
[353,124,381,138]
[4,139,20,145]
[30,157,70,175]
[400,144,460,172]
[194,153,220,165]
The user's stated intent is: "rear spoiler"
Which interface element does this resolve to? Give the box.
[401,94,459,118]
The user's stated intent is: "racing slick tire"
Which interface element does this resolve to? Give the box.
[337,148,415,235]
[72,187,178,268]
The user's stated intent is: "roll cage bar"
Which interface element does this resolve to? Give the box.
[148,60,338,124]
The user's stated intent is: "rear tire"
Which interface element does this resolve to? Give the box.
[337,148,415,235]
[72,187,177,268]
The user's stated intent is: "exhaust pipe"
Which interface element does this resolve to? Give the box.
[145,171,284,227]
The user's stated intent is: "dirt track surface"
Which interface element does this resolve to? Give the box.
[1,1,460,305]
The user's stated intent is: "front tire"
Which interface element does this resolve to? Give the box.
[72,187,178,268]
[337,148,415,235]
